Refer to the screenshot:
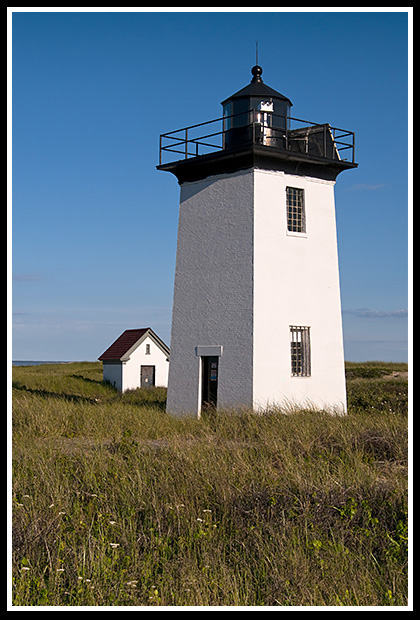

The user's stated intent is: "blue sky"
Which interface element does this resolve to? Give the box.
[10,9,411,362]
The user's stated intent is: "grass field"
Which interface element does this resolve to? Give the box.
[11,361,409,607]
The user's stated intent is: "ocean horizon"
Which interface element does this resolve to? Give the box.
[12,360,79,366]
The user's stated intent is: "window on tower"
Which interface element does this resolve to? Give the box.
[286,187,305,233]
[290,326,311,377]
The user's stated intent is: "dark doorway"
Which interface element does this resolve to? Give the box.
[201,356,218,409]
[140,365,155,388]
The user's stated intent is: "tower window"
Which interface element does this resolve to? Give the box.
[145,344,150,355]
[290,326,311,376]
[286,187,305,233]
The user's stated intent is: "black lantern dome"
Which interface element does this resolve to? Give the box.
[221,65,293,150]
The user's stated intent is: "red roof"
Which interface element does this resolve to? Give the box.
[98,328,150,361]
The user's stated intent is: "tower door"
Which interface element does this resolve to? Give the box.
[201,356,218,409]
[141,365,155,388]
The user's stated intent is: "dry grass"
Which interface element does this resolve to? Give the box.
[11,362,409,607]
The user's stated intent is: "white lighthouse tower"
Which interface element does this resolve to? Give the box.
[158,65,357,416]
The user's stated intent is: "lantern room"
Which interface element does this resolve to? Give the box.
[221,65,293,150]
[158,64,356,184]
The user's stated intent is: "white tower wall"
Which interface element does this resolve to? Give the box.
[166,170,254,415]
[166,167,347,415]
[253,168,346,412]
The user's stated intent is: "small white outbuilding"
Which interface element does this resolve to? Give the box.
[98,327,170,392]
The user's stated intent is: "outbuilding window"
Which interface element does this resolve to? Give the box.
[290,326,311,376]
[286,187,305,233]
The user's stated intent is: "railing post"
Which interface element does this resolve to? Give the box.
[159,134,162,165]
[185,127,188,160]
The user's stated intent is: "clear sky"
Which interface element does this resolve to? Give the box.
[9,8,411,362]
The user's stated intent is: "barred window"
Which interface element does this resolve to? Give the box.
[290,326,311,376]
[286,187,305,233]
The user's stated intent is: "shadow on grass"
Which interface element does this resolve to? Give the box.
[12,380,168,411]
[70,373,105,385]
[12,382,102,405]
[120,387,168,411]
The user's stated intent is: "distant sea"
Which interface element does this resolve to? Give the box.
[12,361,74,367]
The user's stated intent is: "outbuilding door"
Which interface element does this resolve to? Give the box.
[140,365,155,388]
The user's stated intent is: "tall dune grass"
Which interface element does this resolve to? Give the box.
[11,362,408,607]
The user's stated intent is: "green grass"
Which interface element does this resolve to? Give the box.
[11,362,409,607]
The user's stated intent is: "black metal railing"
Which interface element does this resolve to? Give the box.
[159,111,355,166]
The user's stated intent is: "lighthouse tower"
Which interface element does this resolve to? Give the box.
[158,65,357,416]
